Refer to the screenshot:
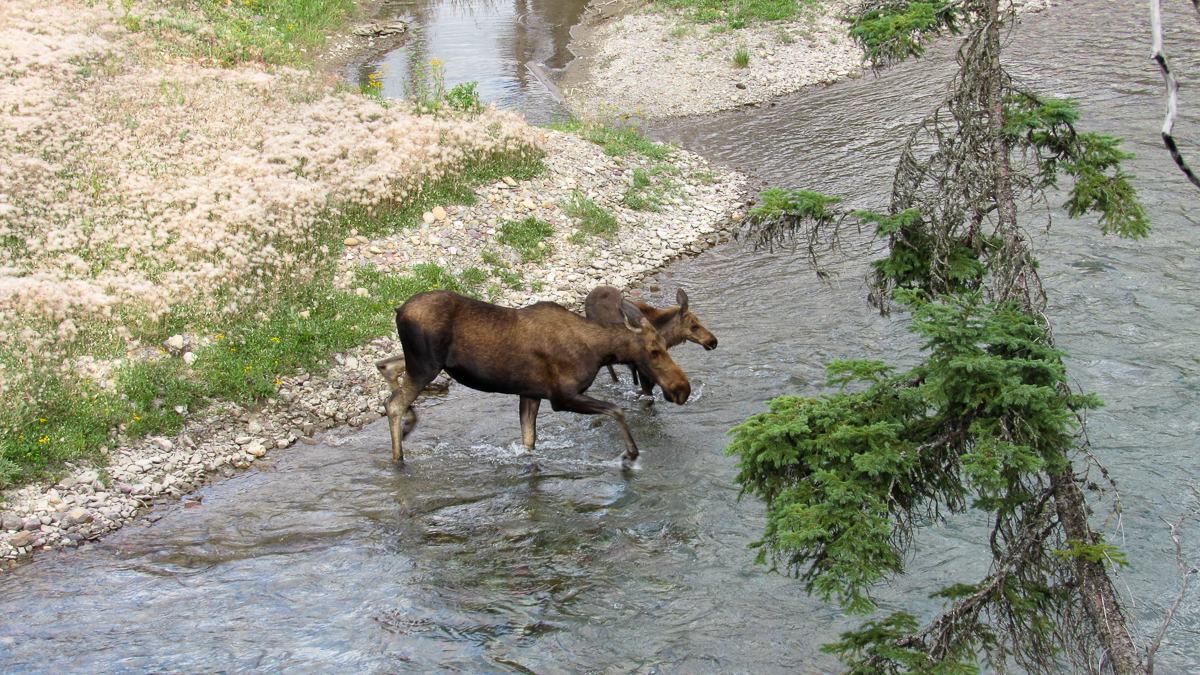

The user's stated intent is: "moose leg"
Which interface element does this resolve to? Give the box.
[627,365,640,387]
[384,367,438,463]
[519,396,541,449]
[552,394,640,468]
[606,365,620,383]
[638,365,657,400]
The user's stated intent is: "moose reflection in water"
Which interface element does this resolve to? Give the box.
[377,290,691,468]
[585,285,718,397]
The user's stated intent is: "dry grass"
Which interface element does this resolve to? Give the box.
[0,0,542,395]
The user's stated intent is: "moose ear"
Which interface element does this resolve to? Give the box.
[619,299,645,334]
[676,288,689,314]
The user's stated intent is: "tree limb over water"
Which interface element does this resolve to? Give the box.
[728,1,1164,673]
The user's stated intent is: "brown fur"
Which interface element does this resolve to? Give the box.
[380,290,690,468]
[584,285,718,395]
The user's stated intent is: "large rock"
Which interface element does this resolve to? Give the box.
[2,513,22,531]
[63,508,93,527]
[9,531,36,548]
[353,20,406,37]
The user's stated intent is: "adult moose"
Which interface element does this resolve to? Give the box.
[585,285,718,397]
[379,290,690,468]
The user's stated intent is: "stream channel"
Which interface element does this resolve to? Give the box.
[2,0,1200,673]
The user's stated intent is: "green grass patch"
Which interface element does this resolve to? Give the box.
[497,216,555,262]
[549,119,675,160]
[478,251,527,292]
[732,46,751,68]
[668,24,697,39]
[461,266,488,287]
[564,191,620,239]
[127,0,356,67]
[494,268,525,290]
[622,169,665,212]
[0,377,123,490]
[336,151,546,239]
[653,0,809,29]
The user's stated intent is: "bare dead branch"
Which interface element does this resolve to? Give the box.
[1149,0,1200,188]
[1145,506,1200,675]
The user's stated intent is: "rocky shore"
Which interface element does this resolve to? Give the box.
[0,128,747,567]
[560,0,1058,120]
[562,0,865,119]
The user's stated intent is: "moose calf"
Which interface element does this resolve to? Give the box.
[584,285,718,397]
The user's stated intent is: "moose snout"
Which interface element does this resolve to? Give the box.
[702,338,718,351]
[663,379,691,405]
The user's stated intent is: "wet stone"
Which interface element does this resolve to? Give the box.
[9,531,35,548]
[64,508,92,526]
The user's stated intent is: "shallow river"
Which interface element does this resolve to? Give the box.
[3,1,1199,673]
[339,0,587,125]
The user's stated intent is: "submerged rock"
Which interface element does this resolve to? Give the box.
[353,21,407,37]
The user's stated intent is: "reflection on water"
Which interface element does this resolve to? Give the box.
[342,0,588,125]
[3,1,1200,673]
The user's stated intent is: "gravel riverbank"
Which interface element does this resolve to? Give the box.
[560,0,1059,120]
[562,0,865,119]
[0,119,747,567]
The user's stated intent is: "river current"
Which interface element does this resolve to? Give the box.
[2,1,1198,673]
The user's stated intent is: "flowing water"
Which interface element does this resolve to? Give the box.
[3,1,1200,673]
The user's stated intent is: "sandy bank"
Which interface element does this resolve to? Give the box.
[561,0,1059,120]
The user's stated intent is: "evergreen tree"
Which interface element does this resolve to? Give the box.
[727,1,1152,672]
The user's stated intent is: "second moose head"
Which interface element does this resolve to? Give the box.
[585,285,718,396]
